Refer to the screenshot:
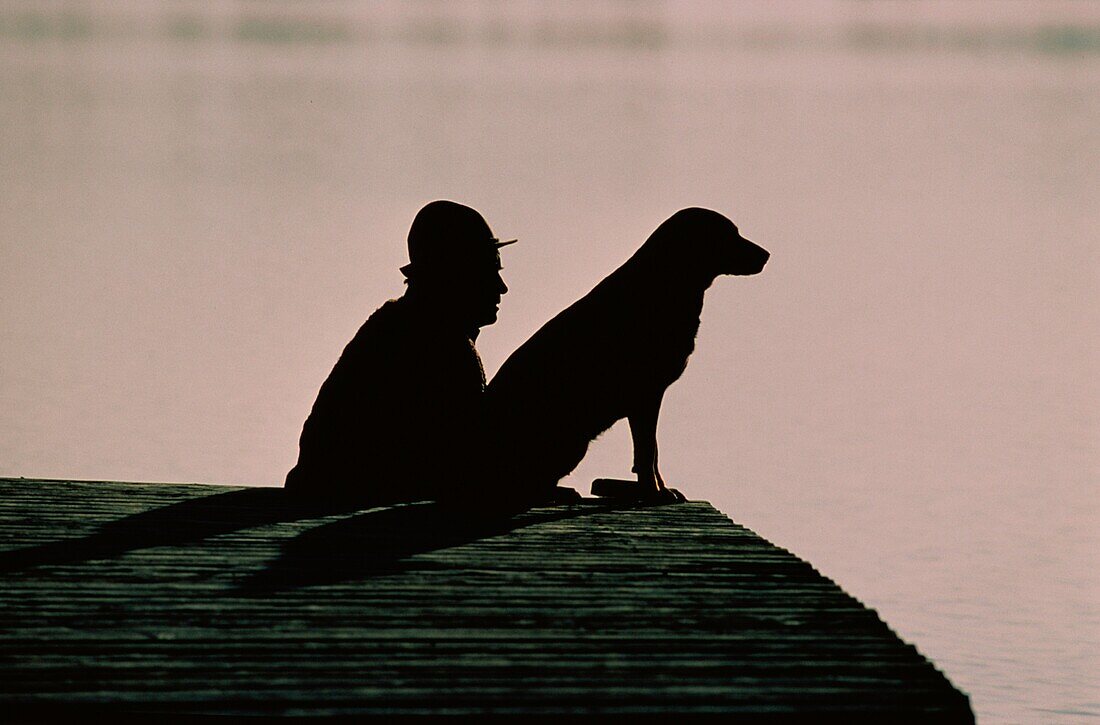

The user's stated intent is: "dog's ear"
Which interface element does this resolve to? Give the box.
[644,207,730,261]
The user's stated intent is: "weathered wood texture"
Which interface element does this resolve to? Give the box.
[0,478,972,721]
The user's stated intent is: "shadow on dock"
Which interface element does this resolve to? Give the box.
[239,499,628,593]
[0,486,630,592]
[0,488,329,573]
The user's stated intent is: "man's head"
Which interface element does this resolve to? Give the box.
[401,200,512,329]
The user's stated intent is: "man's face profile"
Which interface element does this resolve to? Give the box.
[463,258,508,328]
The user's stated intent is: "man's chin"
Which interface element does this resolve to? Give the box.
[477,307,499,327]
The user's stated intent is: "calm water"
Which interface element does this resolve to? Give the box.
[1,3,1097,722]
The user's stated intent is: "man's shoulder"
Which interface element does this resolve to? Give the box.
[343,296,457,357]
[329,297,404,364]
[350,297,412,338]
[345,294,479,359]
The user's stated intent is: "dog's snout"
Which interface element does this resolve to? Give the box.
[742,236,767,255]
[740,236,770,273]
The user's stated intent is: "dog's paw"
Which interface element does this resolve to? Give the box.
[648,487,686,505]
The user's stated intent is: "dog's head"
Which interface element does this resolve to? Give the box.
[644,208,769,281]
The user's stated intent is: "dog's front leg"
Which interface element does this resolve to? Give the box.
[628,391,664,496]
[629,392,685,503]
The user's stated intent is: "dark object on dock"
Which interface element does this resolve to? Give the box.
[0,478,973,722]
[592,477,640,498]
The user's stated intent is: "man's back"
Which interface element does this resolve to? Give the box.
[285,295,487,505]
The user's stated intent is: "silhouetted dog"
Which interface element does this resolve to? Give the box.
[486,208,769,503]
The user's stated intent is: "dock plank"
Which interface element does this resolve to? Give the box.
[0,478,972,720]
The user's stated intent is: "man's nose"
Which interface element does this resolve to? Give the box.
[496,272,508,295]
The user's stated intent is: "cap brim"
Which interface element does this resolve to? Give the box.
[401,238,517,279]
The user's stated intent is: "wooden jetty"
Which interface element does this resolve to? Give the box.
[0,478,972,721]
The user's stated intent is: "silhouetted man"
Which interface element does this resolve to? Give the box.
[285,201,512,506]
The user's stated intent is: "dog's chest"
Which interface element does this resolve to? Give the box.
[640,303,702,384]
